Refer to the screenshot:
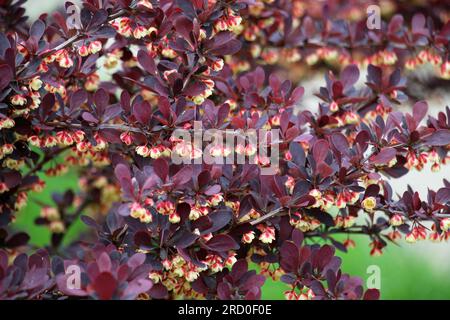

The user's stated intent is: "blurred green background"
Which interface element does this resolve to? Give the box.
[13,169,450,300]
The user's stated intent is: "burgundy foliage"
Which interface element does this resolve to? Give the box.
[0,0,449,300]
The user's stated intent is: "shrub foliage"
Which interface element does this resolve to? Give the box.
[0,0,449,300]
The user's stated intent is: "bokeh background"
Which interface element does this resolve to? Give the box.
[17,1,450,299]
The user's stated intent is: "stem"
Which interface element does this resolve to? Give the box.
[22,146,71,181]
[17,8,130,76]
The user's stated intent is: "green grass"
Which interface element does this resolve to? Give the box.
[14,169,85,247]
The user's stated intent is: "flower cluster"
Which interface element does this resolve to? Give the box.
[0,0,448,300]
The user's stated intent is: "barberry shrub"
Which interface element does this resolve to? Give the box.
[0,0,449,300]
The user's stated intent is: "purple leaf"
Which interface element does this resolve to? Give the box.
[230,259,248,281]
[340,64,360,88]
[435,188,450,204]
[172,166,193,187]
[0,65,13,91]
[137,50,156,75]
[29,19,45,40]
[331,133,350,156]
[412,101,428,123]
[92,272,117,300]
[97,252,112,272]
[133,100,152,124]
[363,289,380,300]
[82,111,99,123]
[370,147,396,165]
[313,139,329,163]
[153,158,169,180]
[423,130,450,146]
[204,234,239,252]
[280,241,299,272]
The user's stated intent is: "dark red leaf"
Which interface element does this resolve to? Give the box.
[92,272,117,300]
[204,234,239,252]
[370,147,396,165]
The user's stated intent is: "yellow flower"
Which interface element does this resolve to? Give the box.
[361,196,377,212]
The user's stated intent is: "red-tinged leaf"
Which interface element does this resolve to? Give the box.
[313,139,329,163]
[302,16,315,37]
[422,130,450,146]
[245,286,262,300]
[270,176,286,198]
[388,14,404,34]
[92,272,117,300]
[204,184,221,196]
[230,259,248,281]
[149,283,168,299]
[202,208,232,234]
[287,86,304,106]
[191,277,209,294]
[70,89,88,110]
[355,130,371,151]
[120,91,131,112]
[340,64,360,88]
[289,142,305,167]
[435,188,450,204]
[158,96,172,119]
[123,279,153,299]
[317,162,333,179]
[183,80,207,96]
[0,64,13,91]
[293,195,316,208]
[175,109,195,125]
[364,184,380,198]
[370,147,396,165]
[331,132,350,156]
[172,166,193,187]
[285,126,300,141]
[217,282,231,300]
[412,13,428,35]
[204,234,239,252]
[367,64,382,87]
[412,101,428,123]
[94,88,109,110]
[3,171,21,189]
[291,229,304,247]
[137,50,156,74]
[153,158,169,180]
[280,241,299,272]
[332,81,343,98]
[208,38,241,56]
[363,289,380,300]
[82,111,98,123]
[241,275,265,292]
[205,31,234,49]
[240,164,259,184]
[133,100,152,124]
[142,174,159,191]
[97,252,112,272]
[29,19,45,40]
[114,164,131,182]
[316,245,335,270]
[174,16,193,41]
